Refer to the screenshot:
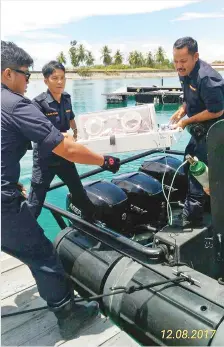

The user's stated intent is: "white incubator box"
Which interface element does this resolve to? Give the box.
[76,104,181,154]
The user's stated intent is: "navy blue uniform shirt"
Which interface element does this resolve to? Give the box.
[180,59,224,118]
[32,90,75,132]
[1,84,64,202]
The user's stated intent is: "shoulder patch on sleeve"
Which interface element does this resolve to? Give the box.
[34,92,47,103]
[63,91,71,98]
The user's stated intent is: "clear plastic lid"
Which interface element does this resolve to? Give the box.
[77,104,157,140]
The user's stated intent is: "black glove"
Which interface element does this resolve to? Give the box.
[101,155,120,173]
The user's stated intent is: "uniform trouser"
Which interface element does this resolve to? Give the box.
[183,135,208,222]
[1,197,71,307]
[28,159,95,219]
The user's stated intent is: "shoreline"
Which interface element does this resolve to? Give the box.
[30,71,178,80]
[30,67,224,80]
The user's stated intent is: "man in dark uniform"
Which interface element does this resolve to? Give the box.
[27,61,96,220]
[1,41,120,339]
[170,37,224,228]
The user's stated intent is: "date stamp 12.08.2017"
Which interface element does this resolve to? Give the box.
[161,329,216,340]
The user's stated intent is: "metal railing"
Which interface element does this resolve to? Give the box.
[48,148,184,192]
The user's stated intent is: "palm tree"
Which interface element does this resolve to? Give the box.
[146,51,154,67]
[155,46,166,64]
[128,51,145,67]
[137,52,145,67]
[69,46,79,67]
[128,51,135,66]
[113,50,123,65]
[85,51,95,66]
[77,44,86,65]
[101,45,112,66]
[56,51,66,65]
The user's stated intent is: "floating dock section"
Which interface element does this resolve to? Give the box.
[102,85,183,105]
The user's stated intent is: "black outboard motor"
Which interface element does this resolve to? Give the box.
[66,180,129,232]
[112,172,166,227]
[139,155,187,201]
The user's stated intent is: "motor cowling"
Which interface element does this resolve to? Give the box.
[139,155,187,201]
[67,180,129,232]
[112,172,166,226]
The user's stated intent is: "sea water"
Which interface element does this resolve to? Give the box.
[20,75,213,240]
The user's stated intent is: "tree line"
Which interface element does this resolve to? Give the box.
[212,60,224,64]
[56,41,174,69]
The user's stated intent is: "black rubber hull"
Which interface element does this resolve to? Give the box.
[54,227,224,346]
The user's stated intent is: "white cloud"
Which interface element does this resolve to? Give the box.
[173,11,224,21]
[16,41,71,70]
[197,40,224,63]
[1,0,200,38]
[5,0,221,69]
[19,32,67,40]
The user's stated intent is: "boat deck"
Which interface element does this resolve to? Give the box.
[102,92,137,96]
[1,252,140,347]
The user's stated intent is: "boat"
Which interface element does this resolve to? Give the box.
[2,106,224,345]
[45,120,224,346]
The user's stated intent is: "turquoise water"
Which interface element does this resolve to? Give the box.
[20,76,202,240]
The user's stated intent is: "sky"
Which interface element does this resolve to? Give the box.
[1,0,224,70]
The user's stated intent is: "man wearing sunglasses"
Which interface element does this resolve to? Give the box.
[1,41,120,339]
[27,61,97,222]
[11,68,31,81]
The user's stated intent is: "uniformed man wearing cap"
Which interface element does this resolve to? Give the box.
[27,61,96,221]
[1,41,120,339]
[170,37,224,229]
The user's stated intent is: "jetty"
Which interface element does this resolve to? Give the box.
[1,252,139,346]
[102,85,183,104]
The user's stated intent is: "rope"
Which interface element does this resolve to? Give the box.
[2,276,187,318]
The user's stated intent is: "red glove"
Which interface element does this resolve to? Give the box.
[101,156,120,173]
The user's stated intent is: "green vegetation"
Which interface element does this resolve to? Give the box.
[113,49,123,65]
[57,41,175,71]
[85,51,95,66]
[69,41,79,67]
[101,45,113,66]
[76,67,93,77]
[56,51,66,64]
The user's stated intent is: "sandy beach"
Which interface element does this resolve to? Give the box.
[30,67,223,80]
[30,71,179,80]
